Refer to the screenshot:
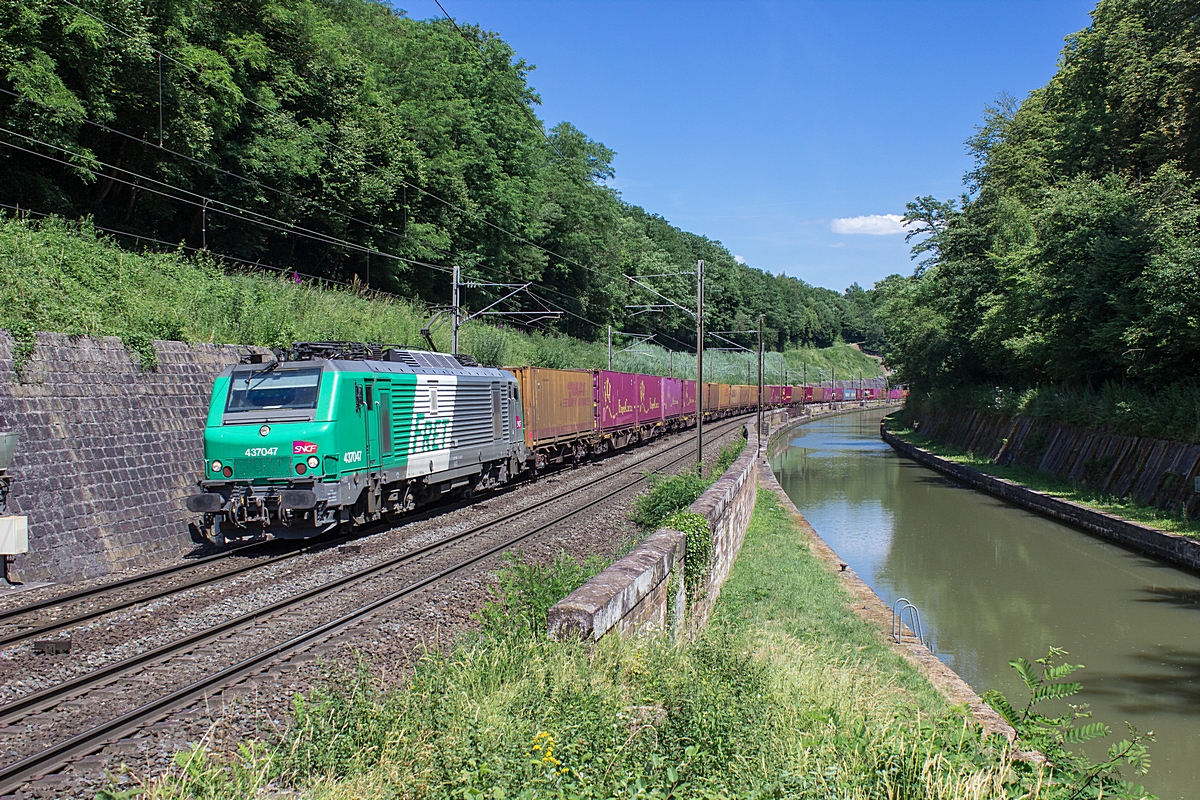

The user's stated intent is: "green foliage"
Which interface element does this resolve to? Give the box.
[662,510,711,599]
[144,488,1056,799]
[984,647,1155,799]
[876,0,1200,406]
[630,471,710,530]
[909,381,1200,444]
[0,216,882,382]
[0,0,875,350]
[711,435,747,477]
[476,550,606,637]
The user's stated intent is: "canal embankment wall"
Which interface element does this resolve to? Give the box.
[883,424,1200,572]
[0,332,262,584]
[755,459,1016,741]
[547,421,761,640]
[906,407,1200,518]
[547,403,900,641]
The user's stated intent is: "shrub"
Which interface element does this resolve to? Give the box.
[631,471,710,529]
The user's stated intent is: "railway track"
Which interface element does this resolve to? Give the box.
[0,413,735,646]
[0,415,750,794]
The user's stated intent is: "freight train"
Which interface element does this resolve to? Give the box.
[185,342,881,543]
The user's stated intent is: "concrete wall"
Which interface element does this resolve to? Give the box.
[909,408,1200,518]
[0,333,262,583]
[548,422,762,640]
[884,426,1200,573]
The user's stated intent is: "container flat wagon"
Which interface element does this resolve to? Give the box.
[506,366,594,467]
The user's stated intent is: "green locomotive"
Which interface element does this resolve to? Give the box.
[186,343,529,542]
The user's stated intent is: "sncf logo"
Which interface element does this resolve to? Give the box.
[293,441,319,455]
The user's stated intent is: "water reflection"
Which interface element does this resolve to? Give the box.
[771,410,1200,799]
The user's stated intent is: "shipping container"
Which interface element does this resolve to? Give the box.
[662,377,683,419]
[730,384,748,408]
[682,380,697,415]
[595,370,638,431]
[767,385,782,405]
[842,388,858,401]
[888,388,905,400]
[704,383,720,413]
[637,374,664,423]
[781,386,793,405]
[810,386,825,403]
[718,383,731,411]
[506,367,594,447]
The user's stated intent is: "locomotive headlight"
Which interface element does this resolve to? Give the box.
[306,456,319,469]
[259,425,271,437]
[211,460,223,472]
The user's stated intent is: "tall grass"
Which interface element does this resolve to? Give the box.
[0,215,884,382]
[140,491,1051,800]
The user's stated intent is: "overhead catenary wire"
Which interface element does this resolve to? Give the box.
[0,127,452,274]
[52,0,619,287]
[0,202,416,301]
[0,85,422,265]
[9,1,705,351]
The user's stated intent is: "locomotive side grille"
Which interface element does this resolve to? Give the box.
[233,456,292,478]
[448,382,493,449]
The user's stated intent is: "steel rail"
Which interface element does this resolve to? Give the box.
[0,416,746,724]
[0,415,748,793]
[0,540,268,624]
[0,412,743,641]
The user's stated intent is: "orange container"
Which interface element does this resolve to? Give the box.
[505,367,594,447]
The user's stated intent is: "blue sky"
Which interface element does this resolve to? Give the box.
[410,1,1096,292]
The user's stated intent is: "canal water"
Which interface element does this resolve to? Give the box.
[771,408,1200,799]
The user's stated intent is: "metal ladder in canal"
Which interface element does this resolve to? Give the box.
[891,598,930,650]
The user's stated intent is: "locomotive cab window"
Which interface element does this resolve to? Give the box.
[227,367,322,413]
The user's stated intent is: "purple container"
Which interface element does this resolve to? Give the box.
[662,377,683,420]
[595,370,638,431]
[638,374,664,423]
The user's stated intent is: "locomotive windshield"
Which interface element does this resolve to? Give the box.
[226,367,322,412]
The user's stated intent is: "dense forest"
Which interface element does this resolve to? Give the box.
[0,0,871,352]
[878,0,1200,397]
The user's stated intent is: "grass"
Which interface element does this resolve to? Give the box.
[887,417,1200,539]
[135,489,1045,800]
[0,214,884,382]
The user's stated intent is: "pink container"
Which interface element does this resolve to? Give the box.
[682,380,697,415]
[767,385,782,405]
[662,377,683,420]
[888,388,904,400]
[595,370,638,431]
[781,386,793,404]
[638,374,664,423]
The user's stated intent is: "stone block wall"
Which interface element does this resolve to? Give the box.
[908,408,1200,517]
[0,332,264,583]
[549,423,762,640]
[883,426,1200,572]
[686,425,760,630]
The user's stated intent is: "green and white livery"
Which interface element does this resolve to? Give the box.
[187,343,529,542]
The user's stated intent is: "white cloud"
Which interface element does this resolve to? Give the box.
[830,214,909,235]
[734,254,746,264]
[828,242,846,248]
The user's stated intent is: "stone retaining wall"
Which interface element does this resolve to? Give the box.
[548,422,761,640]
[908,408,1200,518]
[0,333,264,583]
[883,424,1200,573]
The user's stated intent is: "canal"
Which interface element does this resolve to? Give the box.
[771,408,1200,799]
